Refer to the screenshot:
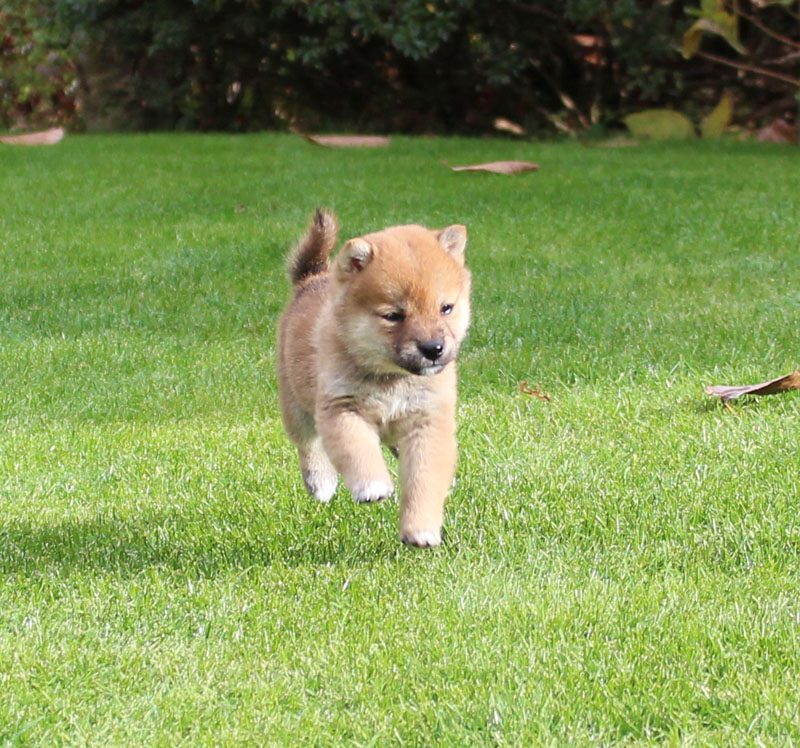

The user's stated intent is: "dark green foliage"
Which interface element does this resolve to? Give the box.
[0,1,77,130]
[7,0,798,134]
[40,0,692,133]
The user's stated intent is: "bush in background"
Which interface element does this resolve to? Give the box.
[42,0,691,133]
[0,1,77,130]
[5,0,798,134]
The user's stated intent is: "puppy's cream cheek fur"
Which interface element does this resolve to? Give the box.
[341,313,402,374]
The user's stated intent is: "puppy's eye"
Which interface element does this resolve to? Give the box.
[381,311,406,323]
[441,304,454,316]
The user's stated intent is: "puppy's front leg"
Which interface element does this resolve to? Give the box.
[396,408,457,548]
[317,404,394,503]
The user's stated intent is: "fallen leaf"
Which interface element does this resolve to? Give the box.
[705,370,800,403]
[520,381,551,401]
[756,118,798,144]
[300,133,390,147]
[0,127,65,146]
[623,110,695,140]
[442,160,539,174]
[493,117,525,136]
[701,90,734,138]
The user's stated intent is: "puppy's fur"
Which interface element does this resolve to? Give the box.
[277,210,471,547]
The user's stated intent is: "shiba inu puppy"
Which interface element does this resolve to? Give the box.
[277,210,471,547]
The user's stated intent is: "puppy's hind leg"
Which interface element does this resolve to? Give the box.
[299,439,338,503]
[282,402,338,503]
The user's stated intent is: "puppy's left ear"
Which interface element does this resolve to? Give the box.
[437,225,467,265]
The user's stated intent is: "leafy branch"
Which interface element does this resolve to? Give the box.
[682,0,800,93]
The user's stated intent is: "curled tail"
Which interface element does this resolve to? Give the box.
[287,208,339,285]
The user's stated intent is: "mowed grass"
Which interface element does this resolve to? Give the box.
[1,133,799,746]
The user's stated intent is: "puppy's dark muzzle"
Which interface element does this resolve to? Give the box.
[417,340,444,362]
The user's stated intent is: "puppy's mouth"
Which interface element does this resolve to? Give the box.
[391,343,455,377]
[415,362,447,376]
[397,359,449,377]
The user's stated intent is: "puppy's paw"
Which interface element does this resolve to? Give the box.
[351,479,394,503]
[400,527,442,548]
[303,470,338,503]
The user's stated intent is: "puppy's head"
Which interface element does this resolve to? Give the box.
[332,223,471,377]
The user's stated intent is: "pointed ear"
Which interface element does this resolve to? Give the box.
[337,238,373,276]
[437,224,467,264]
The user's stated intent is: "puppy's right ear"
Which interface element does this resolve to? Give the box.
[337,238,373,277]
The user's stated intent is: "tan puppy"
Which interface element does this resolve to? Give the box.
[277,210,471,547]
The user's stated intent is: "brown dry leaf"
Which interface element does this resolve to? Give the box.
[572,33,604,48]
[493,117,525,136]
[0,127,65,146]
[705,370,800,403]
[442,160,539,175]
[756,118,798,144]
[520,381,551,402]
[301,133,390,147]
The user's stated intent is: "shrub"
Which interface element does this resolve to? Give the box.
[0,1,77,130]
[17,0,798,134]
[46,0,694,133]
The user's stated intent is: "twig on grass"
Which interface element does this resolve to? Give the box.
[520,382,551,401]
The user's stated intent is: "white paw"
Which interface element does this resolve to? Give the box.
[400,528,442,548]
[351,479,394,503]
[303,471,338,503]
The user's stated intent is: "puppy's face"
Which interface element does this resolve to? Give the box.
[333,224,471,377]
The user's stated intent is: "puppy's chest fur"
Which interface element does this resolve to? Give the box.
[321,372,443,440]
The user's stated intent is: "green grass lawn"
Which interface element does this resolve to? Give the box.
[1,133,799,746]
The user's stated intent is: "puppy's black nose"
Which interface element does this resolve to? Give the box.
[417,340,444,362]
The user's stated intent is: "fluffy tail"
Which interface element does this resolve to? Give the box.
[287,208,339,285]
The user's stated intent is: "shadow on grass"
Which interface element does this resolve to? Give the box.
[0,504,401,578]
[691,395,796,415]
